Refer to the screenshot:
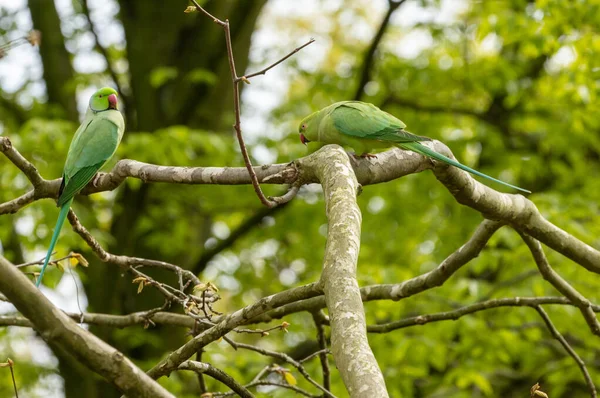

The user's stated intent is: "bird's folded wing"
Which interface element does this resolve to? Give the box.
[58,118,120,206]
[331,102,429,143]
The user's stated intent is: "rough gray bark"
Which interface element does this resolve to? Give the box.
[308,146,389,397]
[5,137,600,396]
[0,255,174,398]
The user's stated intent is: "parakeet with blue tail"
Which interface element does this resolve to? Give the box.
[298,101,530,194]
[36,87,125,287]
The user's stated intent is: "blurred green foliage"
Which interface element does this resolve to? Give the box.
[1,0,600,397]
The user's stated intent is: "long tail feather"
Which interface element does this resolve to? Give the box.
[400,142,531,194]
[36,199,73,287]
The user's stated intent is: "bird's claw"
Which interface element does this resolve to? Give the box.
[92,173,101,188]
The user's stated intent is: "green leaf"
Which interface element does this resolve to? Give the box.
[149,66,178,88]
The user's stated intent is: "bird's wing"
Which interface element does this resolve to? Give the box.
[58,116,121,206]
[331,102,430,143]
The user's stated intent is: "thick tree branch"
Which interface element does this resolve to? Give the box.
[4,137,600,283]
[311,146,388,397]
[0,255,174,397]
[425,141,600,275]
[2,296,597,331]
[253,219,502,324]
[0,311,194,329]
[146,283,322,379]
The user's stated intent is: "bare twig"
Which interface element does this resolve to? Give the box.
[0,30,40,58]
[188,0,313,208]
[534,305,597,398]
[14,253,84,271]
[225,339,335,398]
[0,310,195,329]
[299,348,330,364]
[178,360,254,398]
[312,310,331,391]
[66,209,200,286]
[251,219,503,324]
[233,321,290,336]
[2,296,594,330]
[212,380,319,398]
[3,358,19,398]
[268,183,301,205]
[241,38,315,80]
[195,351,207,394]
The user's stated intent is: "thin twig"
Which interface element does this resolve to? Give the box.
[311,310,331,391]
[366,296,600,333]
[212,380,318,398]
[67,209,201,286]
[225,339,336,398]
[233,321,289,336]
[195,351,207,394]
[14,253,68,268]
[299,348,329,364]
[7,358,18,398]
[189,0,313,208]
[268,184,301,206]
[534,305,597,398]
[241,38,315,80]
[178,360,254,398]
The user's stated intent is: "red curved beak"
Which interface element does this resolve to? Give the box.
[108,93,118,110]
[300,133,310,145]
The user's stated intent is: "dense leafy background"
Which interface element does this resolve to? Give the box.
[1,0,599,396]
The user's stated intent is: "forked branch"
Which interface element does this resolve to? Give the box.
[188,0,314,208]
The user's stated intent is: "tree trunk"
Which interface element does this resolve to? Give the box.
[27,0,78,122]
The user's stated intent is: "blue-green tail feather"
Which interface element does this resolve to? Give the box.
[36,199,73,287]
[400,142,531,194]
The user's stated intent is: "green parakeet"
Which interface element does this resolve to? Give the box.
[36,87,125,287]
[298,101,530,194]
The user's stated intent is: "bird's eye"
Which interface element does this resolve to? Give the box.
[302,124,307,130]
[98,95,103,98]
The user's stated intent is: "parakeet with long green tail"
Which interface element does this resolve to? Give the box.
[298,101,530,194]
[36,87,125,287]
